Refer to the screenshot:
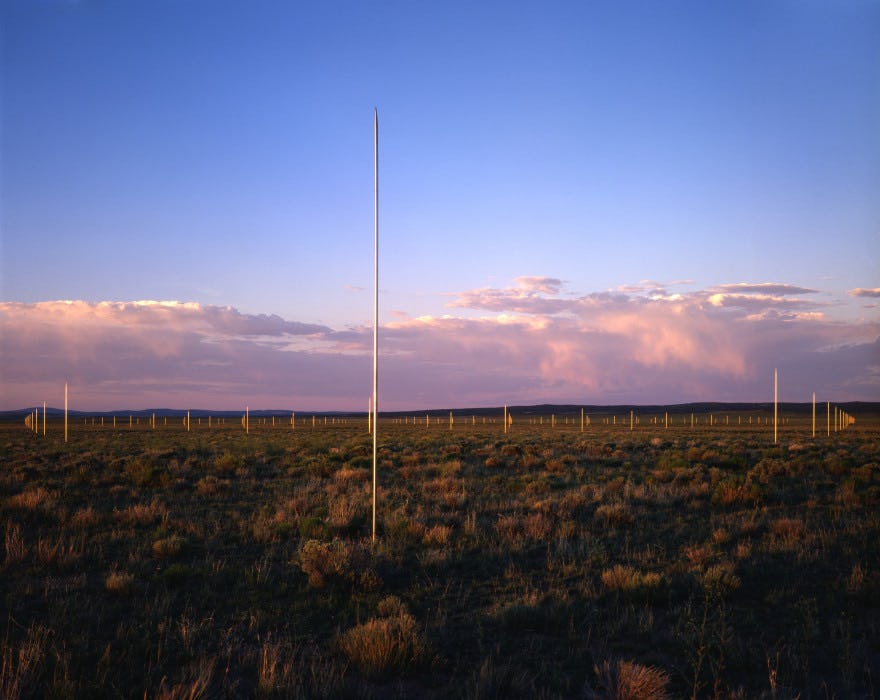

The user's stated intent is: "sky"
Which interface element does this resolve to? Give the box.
[1,0,878,411]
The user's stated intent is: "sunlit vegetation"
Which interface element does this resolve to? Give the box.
[2,416,878,697]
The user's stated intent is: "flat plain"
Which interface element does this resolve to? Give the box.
[2,412,879,698]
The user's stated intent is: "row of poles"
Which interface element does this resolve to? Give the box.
[23,387,857,442]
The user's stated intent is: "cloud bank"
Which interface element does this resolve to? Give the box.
[1,283,877,410]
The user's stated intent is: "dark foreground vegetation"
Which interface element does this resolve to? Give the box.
[2,417,879,698]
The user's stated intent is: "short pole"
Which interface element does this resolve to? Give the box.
[812,392,816,438]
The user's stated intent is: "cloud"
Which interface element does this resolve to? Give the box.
[850,288,880,298]
[447,277,576,315]
[712,283,818,296]
[513,276,565,295]
[615,279,687,295]
[1,286,877,411]
[0,301,350,410]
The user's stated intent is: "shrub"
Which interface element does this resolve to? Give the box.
[125,458,168,487]
[214,451,242,474]
[711,477,762,506]
[105,571,135,594]
[545,458,565,473]
[195,475,228,495]
[769,517,806,550]
[585,659,670,700]
[71,506,99,527]
[115,500,166,526]
[684,543,715,568]
[603,477,627,500]
[298,538,380,591]
[337,597,426,680]
[152,535,186,559]
[595,504,634,527]
[333,467,370,483]
[326,494,366,533]
[522,511,552,541]
[701,564,741,598]
[494,515,522,546]
[298,515,330,539]
[422,524,452,547]
[424,476,466,508]
[484,455,504,469]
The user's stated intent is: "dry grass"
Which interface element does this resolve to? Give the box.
[7,487,54,511]
[105,571,135,595]
[336,597,427,680]
[2,419,878,697]
[586,658,670,699]
[422,524,452,547]
[333,467,370,484]
[601,565,663,593]
[153,656,215,700]
[0,624,49,700]
[3,523,27,566]
[70,506,99,528]
[152,535,186,559]
[114,500,167,526]
[595,503,634,527]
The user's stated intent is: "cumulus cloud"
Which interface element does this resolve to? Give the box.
[1,285,877,411]
[0,301,352,411]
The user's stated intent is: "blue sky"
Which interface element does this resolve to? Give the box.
[1,1,878,409]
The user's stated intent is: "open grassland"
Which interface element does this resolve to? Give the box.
[2,418,879,698]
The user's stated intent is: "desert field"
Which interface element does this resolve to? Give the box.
[2,412,878,698]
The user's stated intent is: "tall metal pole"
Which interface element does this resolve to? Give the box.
[64,382,68,443]
[372,108,379,544]
[773,368,778,444]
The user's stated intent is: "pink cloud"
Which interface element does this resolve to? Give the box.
[1,287,877,411]
[712,282,819,296]
[447,277,576,315]
[513,276,565,295]
[850,288,880,298]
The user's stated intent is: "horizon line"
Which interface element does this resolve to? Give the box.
[4,399,877,416]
